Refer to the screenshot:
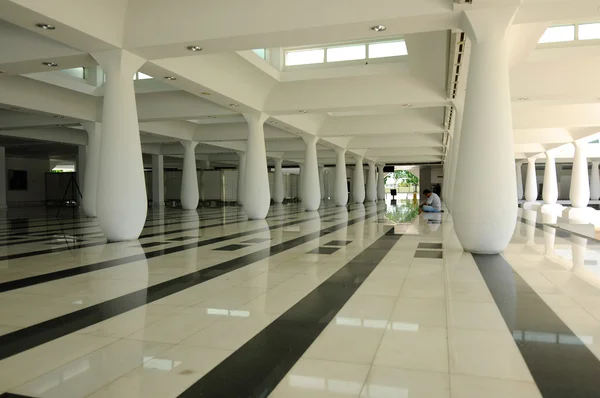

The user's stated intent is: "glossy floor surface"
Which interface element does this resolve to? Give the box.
[0,201,599,397]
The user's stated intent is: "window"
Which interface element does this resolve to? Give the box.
[326,44,365,62]
[285,48,325,66]
[538,25,575,43]
[60,67,85,79]
[579,23,600,40]
[136,72,153,80]
[8,170,27,191]
[368,41,408,58]
[252,48,267,60]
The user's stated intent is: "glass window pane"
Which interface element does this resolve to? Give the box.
[579,23,600,40]
[60,67,85,79]
[252,48,266,59]
[137,72,153,80]
[326,45,365,62]
[368,41,408,58]
[538,25,575,43]
[285,49,325,66]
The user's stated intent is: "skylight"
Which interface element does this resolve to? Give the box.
[579,23,600,40]
[285,48,325,66]
[538,25,575,44]
[368,41,408,58]
[252,48,267,60]
[327,45,366,62]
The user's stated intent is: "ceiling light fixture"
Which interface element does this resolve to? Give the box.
[186,45,203,52]
[55,124,65,127]
[403,104,413,108]
[270,121,277,124]
[54,115,64,119]
[299,110,307,114]
[370,25,387,32]
[200,92,211,95]
[164,76,177,81]
[229,103,239,107]
[35,23,55,30]
[42,62,58,67]
[519,97,529,101]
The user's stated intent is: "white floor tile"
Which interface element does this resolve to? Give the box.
[360,366,450,398]
[447,301,509,332]
[450,374,542,398]
[390,297,447,328]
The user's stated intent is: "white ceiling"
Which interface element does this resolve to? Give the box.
[0,0,599,167]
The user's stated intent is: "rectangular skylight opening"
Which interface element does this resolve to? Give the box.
[285,49,325,66]
[368,41,408,58]
[252,48,267,59]
[326,44,366,62]
[578,23,600,40]
[538,25,575,43]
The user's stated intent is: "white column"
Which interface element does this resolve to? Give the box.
[152,154,164,208]
[319,166,326,200]
[590,161,600,201]
[298,164,303,201]
[571,141,590,208]
[76,145,86,197]
[81,122,101,217]
[243,113,270,219]
[447,107,464,212]
[377,164,386,201]
[352,155,365,204]
[273,158,284,204]
[0,147,6,210]
[366,161,377,202]
[237,151,246,206]
[334,148,348,207]
[302,135,321,211]
[180,140,199,210]
[515,161,524,200]
[91,49,147,241]
[542,152,558,204]
[452,7,518,253]
[525,158,538,202]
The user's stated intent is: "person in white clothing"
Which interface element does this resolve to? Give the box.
[419,189,442,214]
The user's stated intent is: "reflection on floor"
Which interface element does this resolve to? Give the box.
[1,201,600,397]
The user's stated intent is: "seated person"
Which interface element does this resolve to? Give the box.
[419,189,442,214]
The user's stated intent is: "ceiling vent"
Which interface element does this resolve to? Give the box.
[454,0,473,3]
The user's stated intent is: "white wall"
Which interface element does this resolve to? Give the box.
[6,156,50,207]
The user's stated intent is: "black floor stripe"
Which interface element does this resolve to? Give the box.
[473,253,600,397]
[0,206,344,293]
[178,227,400,398]
[0,206,382,361]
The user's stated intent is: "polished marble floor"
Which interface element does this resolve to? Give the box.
[0,201,599,397]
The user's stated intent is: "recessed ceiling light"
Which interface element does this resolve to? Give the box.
[299,110,307,114]
[208,116,217,119]
[200,92,211,95]
[186,45,203,52]
[54,115,64,119]
[270,121,277,124]
[403,104,413,108]
[42,62,58,67]
[370,25,386,32]
[229,103,239,107]
[35,23,55,30]
[519,97,529,101]
[164,76,176,81]
[55,124,65,127]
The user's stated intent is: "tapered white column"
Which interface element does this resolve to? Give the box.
[298,164,303,201]
[353,155,365,204]
[273,158,284,204]
[452,7,518,253]
[366,161,377,202]
[81,122,101,217]
[377,164,386,201]
[243,113,270,219]
[542,153,558,204]
[76,145,86,195]
[237,151,246,206]
[571,141,590,208]
[180,141,199,210]
[590,161,600,201]
[0,147,6,210]
[447,106,464,212]
[92,50,146,240]
[301,135,321,211]
[334,148,348,207]
[319,166,326,200]
[525,158,538,202]
[515,161,524,201]
[152,154,164,208]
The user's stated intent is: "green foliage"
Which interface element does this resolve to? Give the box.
[383,170,420,191]
[385,201,419,223]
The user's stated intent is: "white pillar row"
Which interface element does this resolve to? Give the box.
[571,140,590,208]
[0,147,6,210]
[334,148,348,207]
[81,122,101,217]
[302,135,321,211]
[152,154,164,208]
[447,106,464,212]
[243,112,270,219]
[319,166,326,200]
[366,161,377,202]
[452,7,518,253]
[377,164,386,201]
[542,152,558,205]
[237,151,246,206]
[273,158,284,204]
[525,158,538,202]
[76,145,86,196]
[515,161,524,201]
[180,140,199,210]
[91,49,147,241]
[590,161,600,201]
[352,155,365,204]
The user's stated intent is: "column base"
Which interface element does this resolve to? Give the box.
[538,203,564,216]
[522,201,541,211]
[561,207,600,227]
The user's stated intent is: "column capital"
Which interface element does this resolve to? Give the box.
[366,160,376,167]
[91,49,146,77]
[461,5,520,44]
[301,135,319,146]
[274,158,284,166]
[353,154,364,163]
[243,112,269,126]
[334,147,347,155]
[180,140,198,151]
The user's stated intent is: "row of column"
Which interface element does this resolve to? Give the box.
[519,142,599,209]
